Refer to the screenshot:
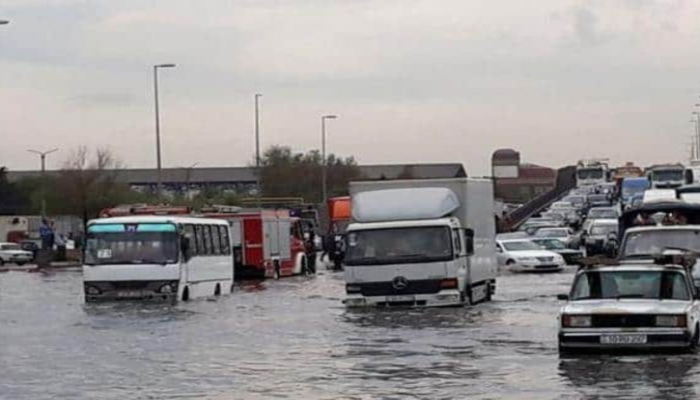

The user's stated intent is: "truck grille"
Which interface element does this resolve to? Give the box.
[356,280,443,297]
[592,314,656,328]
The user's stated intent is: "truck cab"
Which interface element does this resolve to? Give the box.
[647,164,688,189]
[343,179,497,308]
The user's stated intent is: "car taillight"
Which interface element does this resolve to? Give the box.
[440,279,458,289]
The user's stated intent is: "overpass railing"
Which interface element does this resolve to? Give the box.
[499,165,576,232]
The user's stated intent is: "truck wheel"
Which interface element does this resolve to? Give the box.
[485,283,493,302]
[462,285,472,307]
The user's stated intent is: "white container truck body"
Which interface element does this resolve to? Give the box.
[343,178,498,308]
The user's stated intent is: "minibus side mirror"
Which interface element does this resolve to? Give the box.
[464,228,474,256]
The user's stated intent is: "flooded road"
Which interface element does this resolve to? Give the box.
[2,268,700,399]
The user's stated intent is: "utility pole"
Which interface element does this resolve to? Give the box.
[254,93,263,207]
[27,148,58,217]
[321,115,338,204]
[153,63,176,197]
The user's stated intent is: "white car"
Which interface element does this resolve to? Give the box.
[0,242,33,266]
[558,261,700,352]
[496,239,565,272]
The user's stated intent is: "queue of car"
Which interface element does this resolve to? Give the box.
[556,179,700,353]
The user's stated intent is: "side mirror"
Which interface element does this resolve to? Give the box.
[181,235,192,262]
[557,294,569,301]
[464,228,474,256]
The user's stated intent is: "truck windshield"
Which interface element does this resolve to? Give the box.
[84,229,179,266]
[344,226,452,266]
[620,230,700,258]
[571,270,690,301]
[577,168,603,180]
[653,170,683,182]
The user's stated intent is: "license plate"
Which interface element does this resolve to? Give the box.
[600,334,647,345]
[386,295,415,303]
[116,290,142,298]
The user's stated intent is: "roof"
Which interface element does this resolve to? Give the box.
[88,216,230,225]
[579,264,685,272]
[347,218,457,231]
[358,164,466,180]
[6,163,467,184]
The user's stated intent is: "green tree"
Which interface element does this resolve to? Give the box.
[259,145,360,203]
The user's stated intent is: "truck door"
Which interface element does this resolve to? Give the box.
[229,220,243,267]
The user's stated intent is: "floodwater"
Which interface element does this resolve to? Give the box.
[1,267,700,400]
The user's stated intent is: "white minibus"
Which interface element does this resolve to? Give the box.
[83,216,233,302]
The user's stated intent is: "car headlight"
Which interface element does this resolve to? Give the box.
[562,314,591,327]
[656,315,687,328]
[555,255,565,263]
[84,285,101,295]
[346,284,362,294]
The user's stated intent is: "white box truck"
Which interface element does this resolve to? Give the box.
[343,178,498,307]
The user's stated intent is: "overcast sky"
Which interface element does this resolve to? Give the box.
[1,0,698,175]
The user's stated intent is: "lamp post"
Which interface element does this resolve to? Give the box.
[180,162,199,200]
[321,115,338,203]
[27,148,58,217]
[254,94,263,207]
[153,63,176,197]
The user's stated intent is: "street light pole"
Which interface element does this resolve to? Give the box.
[27,148,58,217]
[153,63,176,198]
[254,94,263,207]
[321,115,338,203]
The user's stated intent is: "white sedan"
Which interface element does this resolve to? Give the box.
[0,242,33,266]
[496,239,565,272]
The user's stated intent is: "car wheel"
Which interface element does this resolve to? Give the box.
[691,325,700,351]
[0,258,4,266]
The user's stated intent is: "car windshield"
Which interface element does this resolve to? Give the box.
[533,239,567,250]
[571,270,690,300]
[588,208,617,219]
[536,229,567,238]
[344,226,453,266]
[622,185,647,198]
[501,241,541,251]
[621,229,700,258]
[653,170,683,182]
[590,224,618,236]
[577,168,604,180]
[84,224,179,265]
[1,244,21,251]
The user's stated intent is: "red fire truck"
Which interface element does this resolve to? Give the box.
[201,206,310,279]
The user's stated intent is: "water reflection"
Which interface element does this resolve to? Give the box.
[559,354,700,399]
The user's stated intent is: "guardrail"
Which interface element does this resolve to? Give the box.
[499,165,576,232]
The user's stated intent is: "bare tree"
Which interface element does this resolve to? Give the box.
[53,147,137,230]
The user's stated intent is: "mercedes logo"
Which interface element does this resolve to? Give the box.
[392,276,409,291]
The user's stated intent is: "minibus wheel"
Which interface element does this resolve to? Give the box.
[214,284,221,296]
[182,287,190,302]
